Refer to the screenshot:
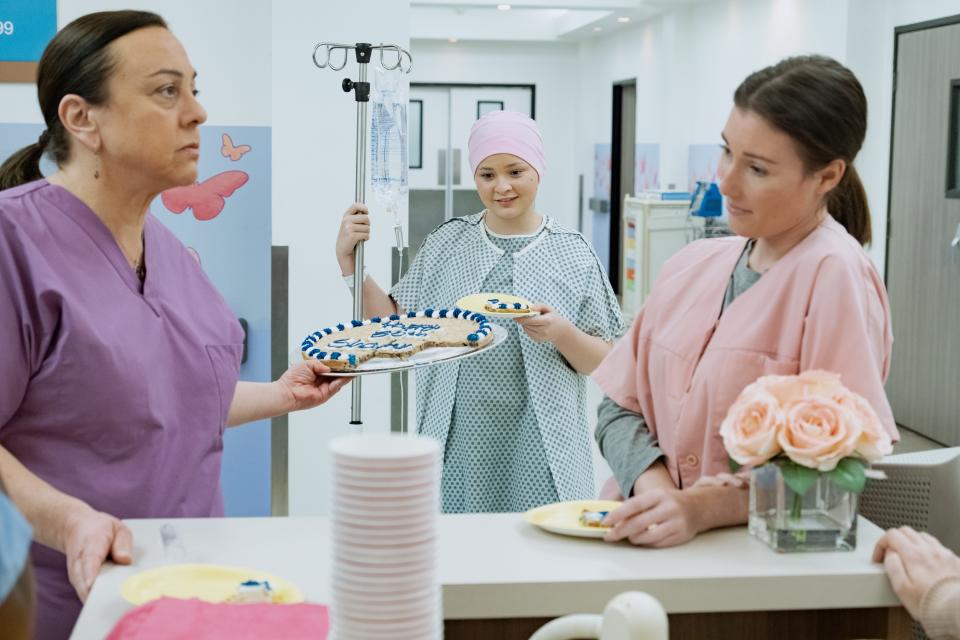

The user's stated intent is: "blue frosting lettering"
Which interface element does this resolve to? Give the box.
[370,320,442,339]
[329,338,382,350]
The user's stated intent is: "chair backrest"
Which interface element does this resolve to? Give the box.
[860,447,960,555]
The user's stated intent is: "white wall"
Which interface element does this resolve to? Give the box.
[574,0,960,271]
[272,3,410,516]
[410,39,581,230]
[576,0,851,250]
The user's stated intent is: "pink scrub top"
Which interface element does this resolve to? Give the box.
[0,180,244,639]
[593,215,898,490]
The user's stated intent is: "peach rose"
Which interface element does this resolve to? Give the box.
[778,396,861,471]
[720,382,784,467]
[833,388,893,462]
[761,370,844,405]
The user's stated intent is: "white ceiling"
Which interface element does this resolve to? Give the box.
[410,0,707,43]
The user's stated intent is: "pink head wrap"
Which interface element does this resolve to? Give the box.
[468,110,545,180]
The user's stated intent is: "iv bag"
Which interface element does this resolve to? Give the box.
[370,65,408,218]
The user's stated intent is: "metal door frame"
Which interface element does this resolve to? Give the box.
[610,78,637,295]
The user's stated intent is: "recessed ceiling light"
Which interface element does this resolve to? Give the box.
[617,16,631,23]
[498,4,511,10]
[448,37,458,43]
[593,26,603,32]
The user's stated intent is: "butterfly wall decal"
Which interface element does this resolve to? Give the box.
[221,133,252,161]
[161,171,249,221]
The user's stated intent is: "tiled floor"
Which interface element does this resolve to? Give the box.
[893,427,946,455]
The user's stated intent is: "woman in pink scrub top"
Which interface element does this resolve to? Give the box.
[0,11,348,639]
[593,55,899,548]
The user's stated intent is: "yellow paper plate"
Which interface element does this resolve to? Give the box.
[524,500,623,539]
[120,564,304,605]
[455,292,539,318]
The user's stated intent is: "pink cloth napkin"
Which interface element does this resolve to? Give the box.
[106,598,329,639]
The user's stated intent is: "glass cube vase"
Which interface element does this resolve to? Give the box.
[749,463,858,552]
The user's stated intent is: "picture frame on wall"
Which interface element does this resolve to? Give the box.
[409,99,423,170]
[477,100,504,120]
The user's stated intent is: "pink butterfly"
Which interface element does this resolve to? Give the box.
[161,171,249,221]
[221,133,252,161]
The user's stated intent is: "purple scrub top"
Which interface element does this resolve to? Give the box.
[0,180,244,639]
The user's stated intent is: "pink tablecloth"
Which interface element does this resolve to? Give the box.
[106,597,329,639]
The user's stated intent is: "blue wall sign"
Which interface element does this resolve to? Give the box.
[0,0,56,63]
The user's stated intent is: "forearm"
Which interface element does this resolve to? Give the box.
[0,445,90,552]
[633,460,676,495]
[919,576,960,640]
[226,381,292,427]
[552,325,612,374]
[684,483,749,533]
[596,396,665,497]
[338,260,401,319]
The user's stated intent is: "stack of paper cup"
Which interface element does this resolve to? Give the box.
[329,434,442,640]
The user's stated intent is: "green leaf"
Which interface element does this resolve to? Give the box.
[728,457,742,473]
[779,460,819,496]
[827,457,867,493]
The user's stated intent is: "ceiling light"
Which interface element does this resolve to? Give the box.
[497,4,511,10]
[593,26,603,32]
[448,37,458,43]
[617,16,631,23]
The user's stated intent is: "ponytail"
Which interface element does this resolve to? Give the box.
[0,140,46,191]
[827,164,871,246]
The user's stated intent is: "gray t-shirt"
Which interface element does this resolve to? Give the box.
[596,240,760,497]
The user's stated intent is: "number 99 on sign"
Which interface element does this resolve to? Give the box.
[0,21,14,36]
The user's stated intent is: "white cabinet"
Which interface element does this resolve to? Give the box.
[620,195,700,321]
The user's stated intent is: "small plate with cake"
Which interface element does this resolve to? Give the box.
[120,564,303,605]
[299,308,507,376]
[455,292,539,318]
[523,500,623,539]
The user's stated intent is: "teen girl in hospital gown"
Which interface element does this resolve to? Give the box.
[335,111,624,513]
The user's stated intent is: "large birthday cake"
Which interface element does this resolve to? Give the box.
[300,309,494,371]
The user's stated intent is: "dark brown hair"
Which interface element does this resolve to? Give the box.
[0,10,167,191]
[734,55,871,245]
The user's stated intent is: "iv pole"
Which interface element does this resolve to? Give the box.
[312,42,413,426]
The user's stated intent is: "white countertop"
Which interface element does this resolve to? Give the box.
[71,514,900,639]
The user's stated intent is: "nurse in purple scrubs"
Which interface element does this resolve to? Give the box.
[0,11,348,639]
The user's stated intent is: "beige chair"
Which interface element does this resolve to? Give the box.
[528,592,668,640]
[859,447,960,640]
[860,447,960,555]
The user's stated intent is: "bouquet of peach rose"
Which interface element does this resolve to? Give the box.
[720,370,892,513]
